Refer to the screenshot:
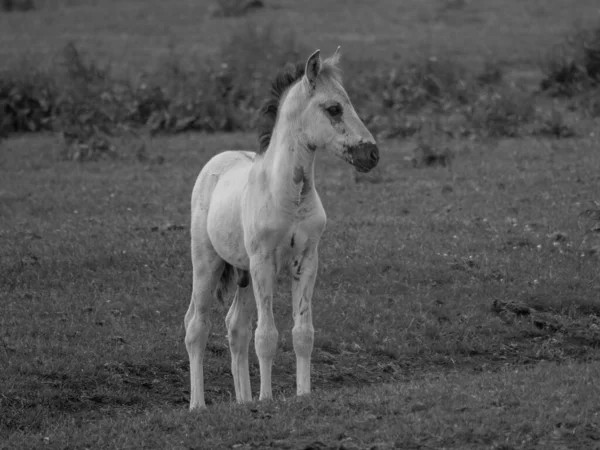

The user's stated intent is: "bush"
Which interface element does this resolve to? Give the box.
[1,0,34,12]
[0,70,55,135]
[209,0,264,18]
[345,56,531,139]
[465,87,535,138]
[347,56,471,114]
[541,22,600,95]
[534,108,576,139]
[0,23,303,143]
[140,22,304,135]
[1,19,589,155]
[344,56,477,140]
[0,24,306,153]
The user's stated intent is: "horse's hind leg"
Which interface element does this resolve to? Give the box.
[225,271,255,403]
[184,240,224,410]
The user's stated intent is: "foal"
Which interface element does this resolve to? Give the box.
[184,48,379,409]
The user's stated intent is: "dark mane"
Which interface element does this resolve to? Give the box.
[256,61,306,154]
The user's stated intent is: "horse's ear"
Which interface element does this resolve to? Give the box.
[305,49,321,89]
[329,46,341,65]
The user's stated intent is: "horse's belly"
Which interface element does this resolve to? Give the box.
[206,168,250,270]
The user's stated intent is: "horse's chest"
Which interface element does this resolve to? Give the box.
[242,193,326,271]
[273,214,326,269]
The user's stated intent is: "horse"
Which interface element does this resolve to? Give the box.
[184,48,379,409]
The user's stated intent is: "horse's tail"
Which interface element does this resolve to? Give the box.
[214,263,236,304]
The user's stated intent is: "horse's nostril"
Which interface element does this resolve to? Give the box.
[370,148,379,162]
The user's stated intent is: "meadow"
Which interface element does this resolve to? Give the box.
[2,0,600,449]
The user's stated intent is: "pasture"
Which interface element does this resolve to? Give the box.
[2,0,600,448]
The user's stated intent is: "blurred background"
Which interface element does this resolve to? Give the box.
[1,0,599,153]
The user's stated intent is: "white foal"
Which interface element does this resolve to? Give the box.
[184,48,379,409]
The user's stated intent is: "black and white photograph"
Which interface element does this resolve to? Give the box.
[1,0,600,448]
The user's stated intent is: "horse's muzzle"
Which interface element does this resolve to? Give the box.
[350,142,379,173]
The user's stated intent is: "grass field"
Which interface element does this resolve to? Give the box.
[2,0,600,449]
[1,0,599,73]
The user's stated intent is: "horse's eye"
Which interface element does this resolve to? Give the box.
[326,104,342,118]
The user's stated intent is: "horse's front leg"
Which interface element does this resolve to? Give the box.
[250,253,278,401]
[290,246,318,396]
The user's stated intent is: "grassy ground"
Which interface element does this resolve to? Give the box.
[6,361,600,449]
[2,0,600,448]
[2,131,600,448]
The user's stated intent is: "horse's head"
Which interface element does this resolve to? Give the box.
[282,48,379,173]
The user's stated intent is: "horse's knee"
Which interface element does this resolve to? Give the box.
[292,325,314,358]
[226,288,254,352]
[228,322,252,353]
[254,326,279,360]
[185,311,212,349]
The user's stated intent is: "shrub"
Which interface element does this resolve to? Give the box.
[209,0,264,18]
[534,108,576,139]
[1,0,35,12]
[344,56,476,140]
[0,70,56,135]
[347,56,471,114]
[1,24,306,145]
[141,22,305,135]
[540,21,600,95]
[3,18,591,155]
[52,44,139,159]
[411,142,452,169]
[465,86,535,138]
[411,56,472,106]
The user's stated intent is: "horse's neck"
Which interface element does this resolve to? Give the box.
[262,130,316,206]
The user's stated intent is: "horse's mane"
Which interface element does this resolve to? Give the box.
[256,58,341,154]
